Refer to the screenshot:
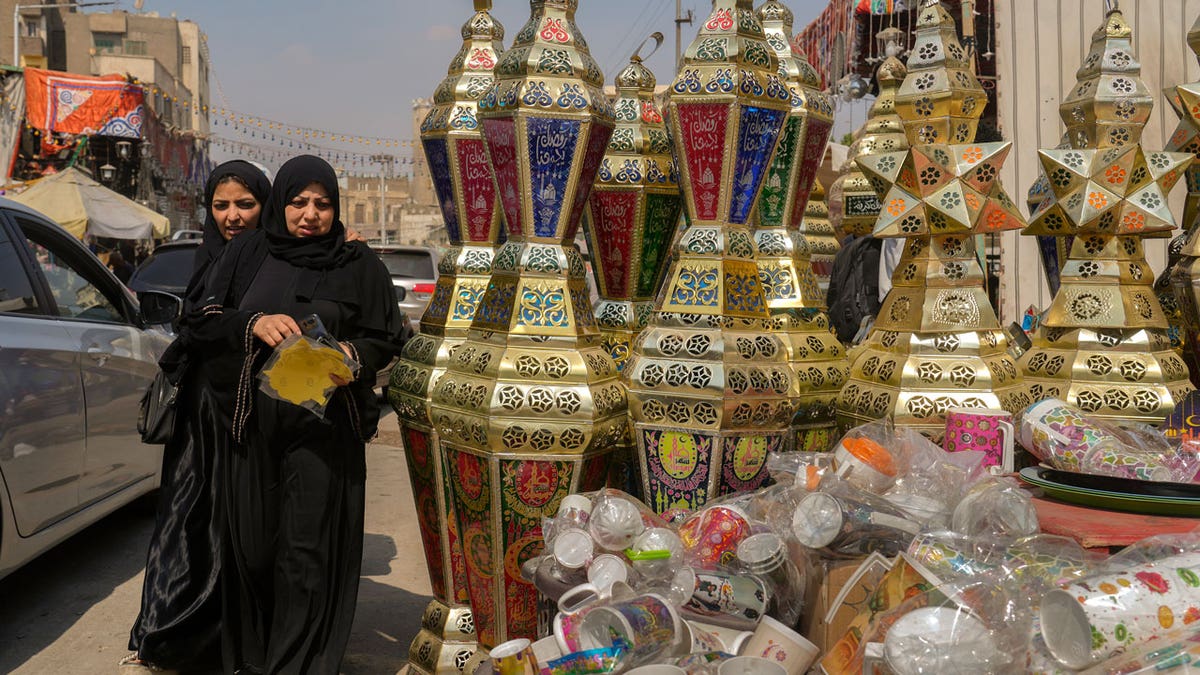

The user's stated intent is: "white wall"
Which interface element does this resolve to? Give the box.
[993,0,1200,323]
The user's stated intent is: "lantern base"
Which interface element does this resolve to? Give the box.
[626,313,796,513]
[839,327,1027,443]
[390,333,474,606]
[769,309,849,453]
[405,599,478,675]
[1020,328,1193,426]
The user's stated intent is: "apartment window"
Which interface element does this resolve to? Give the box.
[93,32,120,54]
[124,40,147,56]
[23,19,38,38]
[354,203,365,223]
[182,46,191,64]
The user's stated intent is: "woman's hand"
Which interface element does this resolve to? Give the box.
[252,314,301,347]
[345,227,365,243]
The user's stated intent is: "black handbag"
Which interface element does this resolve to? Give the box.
[138,369,180,444]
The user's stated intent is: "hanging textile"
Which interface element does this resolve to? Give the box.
[0,73,26,181]
[24,68,144,153]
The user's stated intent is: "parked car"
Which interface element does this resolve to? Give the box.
[374,246,439,332]
[128,238,201,298]
[0,198,178,581]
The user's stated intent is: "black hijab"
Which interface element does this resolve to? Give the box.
[261,154,361,271]
[193,160,271,289]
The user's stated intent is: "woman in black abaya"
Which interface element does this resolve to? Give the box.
[189,155,404,674]
[126,161,272,673]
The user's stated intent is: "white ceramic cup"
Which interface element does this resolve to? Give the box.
[740,615,820,675]
[717,656,788,675]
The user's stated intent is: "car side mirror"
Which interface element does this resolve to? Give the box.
[139,290,183,325]
[394,285,407,302]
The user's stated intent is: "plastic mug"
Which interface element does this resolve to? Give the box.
[944,407,1015,473]
[717,656,788,675]
[740,615,821,675]
[490,638,538,675]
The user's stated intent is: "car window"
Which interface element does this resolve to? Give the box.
[17,218,125,324]
[0,226,39,315]
[378,251,435,278]
[132,246,196,288]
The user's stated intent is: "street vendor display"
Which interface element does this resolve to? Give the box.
[838,0,1029,440]
[389,0,505,670]
[430,0,626,648]
[584,50,683,498]
[1020,7,1194,426]
[752,0,847,454]
[623,0,796,514]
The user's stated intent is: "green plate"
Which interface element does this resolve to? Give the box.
[1019,467,1200,517]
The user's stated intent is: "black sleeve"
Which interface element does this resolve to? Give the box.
[344,255,407,381]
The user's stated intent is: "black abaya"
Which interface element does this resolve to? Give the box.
[129,161,271,670]
[189,156,403,674]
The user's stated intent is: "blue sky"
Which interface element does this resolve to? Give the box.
[130,0,828,170]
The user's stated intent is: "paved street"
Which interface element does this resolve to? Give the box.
[0,412,430,675]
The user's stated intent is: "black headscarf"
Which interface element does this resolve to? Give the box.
[193,160,271,290]
[261,154,361,271]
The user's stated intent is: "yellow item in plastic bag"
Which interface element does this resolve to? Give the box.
[259,335,355,413]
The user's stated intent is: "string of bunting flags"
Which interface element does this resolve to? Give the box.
[132,78,415,149]
[210,135,411,169]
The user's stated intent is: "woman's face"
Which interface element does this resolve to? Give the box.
[285,182,335,238]
[211,179,262,240]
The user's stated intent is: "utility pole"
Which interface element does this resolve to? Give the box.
[674,0,693,73]
[372,154,395,246]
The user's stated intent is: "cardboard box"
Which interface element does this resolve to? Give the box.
[801,555,887,657]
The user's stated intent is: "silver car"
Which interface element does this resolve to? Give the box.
[374,246,439,332]
[0,199,176,580]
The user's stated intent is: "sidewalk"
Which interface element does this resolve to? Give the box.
[343,410,432,673]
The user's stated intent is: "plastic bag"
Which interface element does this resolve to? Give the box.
[257,333,360,418]
[1018,398,1200,483]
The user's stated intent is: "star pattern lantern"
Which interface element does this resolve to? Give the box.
[430,0,625,647]
[750,0,846,453]
[830,51,908,238]
[1167,12,1200,372]
[584,54,683,497]
[1020,8,1194,426]
[389,1,500,668]
[801,178,840,292]
[623,0,795,514]
[894,1,985,146]
[837,0,1029,441]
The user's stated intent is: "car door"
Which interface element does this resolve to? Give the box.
[0,214,87,536]
[14,215,163,507]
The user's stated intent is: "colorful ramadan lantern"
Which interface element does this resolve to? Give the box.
[388,1,503,669]
[752,0,847,453]
[584,49,683,497]
[1167,12,1200,381]
[1022,7,1194,426]
[801,178,841,292]
[838,0,1029,440]
[623,0,795,513]
[829,48,908,238]
[430,0,625,647]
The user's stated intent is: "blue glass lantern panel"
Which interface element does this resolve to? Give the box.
[527,117,581,238]
[423,137,462,243]
[729,106,786,225]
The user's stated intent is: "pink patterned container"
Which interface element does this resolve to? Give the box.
[944,407,1015,473]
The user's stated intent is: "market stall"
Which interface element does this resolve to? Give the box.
[392,1,1200,673]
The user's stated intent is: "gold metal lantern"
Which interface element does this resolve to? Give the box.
[584,52,683,497]
[829,50,908,238]
[1167,13,1200,378]
[623,0,795,513]
[429,0,626,647]
[837,0,1029,441]
[1022,8,1194,426]
[388,1,503,669]
[802,178,840,293]
[751,0,847,453]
